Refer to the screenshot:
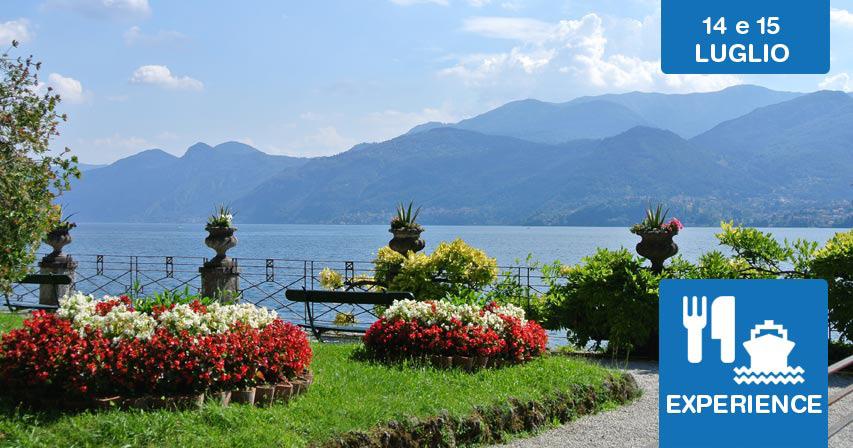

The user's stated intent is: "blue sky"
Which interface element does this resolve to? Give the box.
[3,0,853,163]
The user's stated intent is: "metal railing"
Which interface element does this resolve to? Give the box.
[6,253,548,330]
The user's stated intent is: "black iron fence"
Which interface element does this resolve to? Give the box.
[6,254,547,332]
[6,253,844,345]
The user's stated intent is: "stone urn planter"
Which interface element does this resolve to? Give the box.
[43,228,73,261]
[204,226,238,267]
[635,231,678,273]
[388,228,425,255]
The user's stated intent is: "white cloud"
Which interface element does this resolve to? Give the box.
[440,47,555,82]
[43,0,151,20]
[500,1,523,11]
[468,0,492,6]
[0,19,33,44]
[443,12,740,93]
[362,107,457,137]
[46,73,88,103]
[268,126,356,157]
[831,8,853,27]
[819,73,851,92]
[85,133,152,160]
[299,112,324,121]
[123,26,186,46]
[130,65,203,91]
[302,126,353,152]
[462,17,554,42]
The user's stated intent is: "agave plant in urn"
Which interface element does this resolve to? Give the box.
[204,205,238,267]
[631,204,684,274]
[388,201,425,255]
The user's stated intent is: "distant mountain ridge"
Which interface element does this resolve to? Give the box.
[65,141,308,222]
[407,85,802,141]
[66,87,852,227]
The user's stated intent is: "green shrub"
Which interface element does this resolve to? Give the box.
[374,239,497,300]
[812,231,853,341]
[541,248,661,355]
[536,225,853,358]
[829,339,853,366]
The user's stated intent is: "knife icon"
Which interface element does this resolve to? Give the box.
[711,296,736,363]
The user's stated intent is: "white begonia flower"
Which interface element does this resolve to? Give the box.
[55,293,279,340]
[381,299,529,333]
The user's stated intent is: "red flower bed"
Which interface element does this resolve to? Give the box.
[363,301,548,364]
[0,307,312,401]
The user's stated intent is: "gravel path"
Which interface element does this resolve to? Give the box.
[501,361,853,448]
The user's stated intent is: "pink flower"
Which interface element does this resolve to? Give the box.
[661,218,684,233]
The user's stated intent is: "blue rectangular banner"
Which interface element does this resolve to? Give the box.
[662,0,830,74]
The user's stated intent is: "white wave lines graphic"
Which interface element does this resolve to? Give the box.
[733,366,805,384]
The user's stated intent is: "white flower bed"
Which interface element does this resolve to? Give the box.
[382,299,526,333]
[58,292,277,341]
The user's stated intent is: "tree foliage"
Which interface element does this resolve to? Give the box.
[0,42,78,292]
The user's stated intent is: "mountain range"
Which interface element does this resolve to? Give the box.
[63,85,852,227]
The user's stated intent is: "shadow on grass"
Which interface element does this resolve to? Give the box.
[0,397,99,424]
[346,346,437,372]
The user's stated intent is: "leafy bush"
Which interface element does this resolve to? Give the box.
[717,224,852,340]
[812,231,853,341]
[537,224,853,358]
[374,239,497,299]
[541,248,661,355]
[829,340,853,366]
[715,221,817,277]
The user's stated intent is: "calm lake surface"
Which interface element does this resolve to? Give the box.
[60,223,843,266]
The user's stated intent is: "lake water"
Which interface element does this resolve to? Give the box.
[56,223,843,266]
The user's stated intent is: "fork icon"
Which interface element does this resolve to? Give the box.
[683,296,707,363]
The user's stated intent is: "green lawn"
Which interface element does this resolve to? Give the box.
[0,321,624,447]
[0,313,24,334]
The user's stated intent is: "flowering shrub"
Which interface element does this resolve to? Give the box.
[0,294,311,400]
[373,239,498,299]
[363,300,547,363]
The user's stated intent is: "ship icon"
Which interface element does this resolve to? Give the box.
[733,320,805,385]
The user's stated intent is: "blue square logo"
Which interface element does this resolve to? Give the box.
[659,280,828,448]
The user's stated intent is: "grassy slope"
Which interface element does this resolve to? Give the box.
[0,323,619,448]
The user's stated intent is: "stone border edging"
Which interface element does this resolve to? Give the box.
[315,373,640,448]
